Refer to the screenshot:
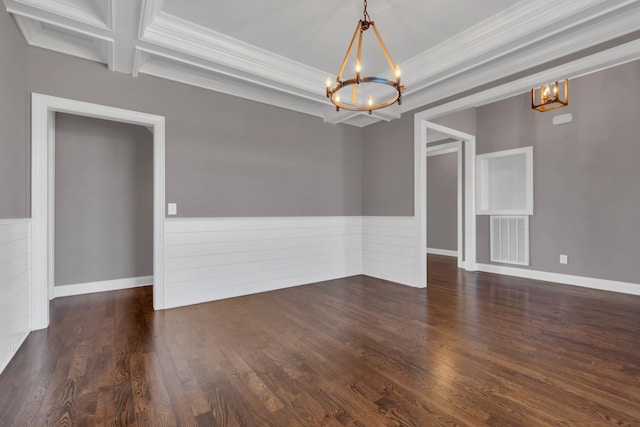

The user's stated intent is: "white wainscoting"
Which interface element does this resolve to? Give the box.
[0,219,31,374]
[54,276,153,298]
[164,217,363,308]
[363,216,420,287]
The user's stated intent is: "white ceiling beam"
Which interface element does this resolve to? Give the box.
[111,0,142,73]
[416,38,640,121]
[322,108,360,125]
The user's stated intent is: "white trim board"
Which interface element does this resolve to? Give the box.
[54,276,153,298]
[477,264,640,297]
[426,248,458,257]
[31,93,166,331]
[426,143,459,156]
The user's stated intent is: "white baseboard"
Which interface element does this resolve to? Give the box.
[426,248,458,257]
[54,275,153,298]
[363,272,422,288]
[477,263,640,296]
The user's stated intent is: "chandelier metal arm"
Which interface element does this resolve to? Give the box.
[371,23,396,74]
[352,29,364,104]
[337,20,362,81]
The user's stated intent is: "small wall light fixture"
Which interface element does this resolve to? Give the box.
[532,78,568,112]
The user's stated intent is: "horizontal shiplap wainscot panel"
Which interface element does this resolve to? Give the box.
[164,217,363,308]
[362,217,420,287]
[0,219,31,374]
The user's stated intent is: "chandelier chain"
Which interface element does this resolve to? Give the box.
[363,0,371,23]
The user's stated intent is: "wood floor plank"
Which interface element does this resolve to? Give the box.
[1,255,640,425]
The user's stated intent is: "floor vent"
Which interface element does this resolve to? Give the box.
[490,215,529,265]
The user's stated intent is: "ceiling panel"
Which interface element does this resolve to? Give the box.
[162,0,515,73]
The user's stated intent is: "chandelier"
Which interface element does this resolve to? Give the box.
[531,79,568,112]
[325,0,405,114]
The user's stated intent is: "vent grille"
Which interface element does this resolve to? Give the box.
[490,216,529,265]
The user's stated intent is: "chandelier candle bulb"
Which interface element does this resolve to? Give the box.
[543,85,550,102]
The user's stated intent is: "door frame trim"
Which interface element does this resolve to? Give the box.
[31,93,166,330]
[426,140,464,269]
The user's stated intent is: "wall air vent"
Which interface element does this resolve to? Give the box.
[490,215,529,265]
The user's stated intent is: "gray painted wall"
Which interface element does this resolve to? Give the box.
[0,12,28,219]
[362,112,414,216]
[432,109,477,137]
[27,48,363,217]
[476,60,640,284]
[361,59,640,284]
[427,152,457,251]
[361,108,477,217]
[55,113,153,286]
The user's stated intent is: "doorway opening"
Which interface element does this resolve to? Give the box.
[52,113,154,299]
[31,94,166,330]
[413,119,477,287]
[426,138,463,269]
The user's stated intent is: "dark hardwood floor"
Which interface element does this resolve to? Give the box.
[1,255,640,426]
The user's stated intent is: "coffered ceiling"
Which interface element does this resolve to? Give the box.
[5,0,640,127]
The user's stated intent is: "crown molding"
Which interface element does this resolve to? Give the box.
[139,10,327,95]
[137,44,327,104]
[397,1,640,115]
[12,14,113,67]
[9,0,112,30]
[415,38,640,121]
[403,0,640,95]
[402,0,609,81]
[134,45,374,127]
[4,0,114,68]
[138,0,162,40]
[135,47,331,119]
[6,0,640,127]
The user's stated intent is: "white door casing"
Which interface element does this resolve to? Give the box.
[31,93,166,330]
